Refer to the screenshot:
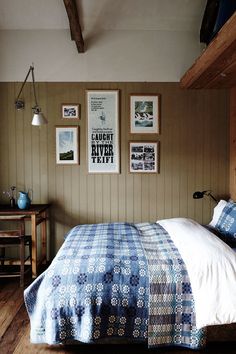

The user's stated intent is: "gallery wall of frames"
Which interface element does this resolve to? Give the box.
[0,82,229,253]
[57,91,161,174]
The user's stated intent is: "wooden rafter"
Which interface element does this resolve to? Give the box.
[63,0,84,53]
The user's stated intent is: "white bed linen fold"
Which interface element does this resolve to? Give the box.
[157,218,236,329]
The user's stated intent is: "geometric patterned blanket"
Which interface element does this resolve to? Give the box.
[137,223,206,349]
[24,223,149,344]
[24,222,206,349]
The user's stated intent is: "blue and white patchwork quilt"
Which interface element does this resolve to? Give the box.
[24,222,205,349]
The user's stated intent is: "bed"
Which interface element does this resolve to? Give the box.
[24,200,236,350]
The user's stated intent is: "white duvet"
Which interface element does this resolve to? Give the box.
[157,218,236,329]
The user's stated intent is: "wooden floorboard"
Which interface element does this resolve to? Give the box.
[1,302,29,354]
[0,278,235,354]
[0,281,25,341]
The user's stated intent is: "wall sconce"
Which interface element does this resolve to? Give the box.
[193,190,218,203]
[15,65,48,126]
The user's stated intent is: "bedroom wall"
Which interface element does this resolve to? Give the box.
[0,29,203,82]
[0,82,229,256]
[230,87,236,200]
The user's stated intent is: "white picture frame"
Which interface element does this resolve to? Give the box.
[130,94,160,134]
[129,141,159,173]
[86,90,120,173]
[56,126,79,164]
[62,104,80,120]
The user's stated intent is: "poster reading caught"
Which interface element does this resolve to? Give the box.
[87,90,120,173]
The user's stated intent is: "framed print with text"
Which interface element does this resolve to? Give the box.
[130,94,160,134]
[129,141,159,173]
[56,126,79,164]
[87,90,120,173]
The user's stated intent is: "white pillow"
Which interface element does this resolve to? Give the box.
[209,199,227,227]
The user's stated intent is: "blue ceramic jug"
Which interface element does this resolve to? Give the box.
[17,190,32,210]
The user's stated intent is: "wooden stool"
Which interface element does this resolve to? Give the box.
[0,216,32,287]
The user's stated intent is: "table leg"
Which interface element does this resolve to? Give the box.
[41,211,47,264]
[31,214,37,278]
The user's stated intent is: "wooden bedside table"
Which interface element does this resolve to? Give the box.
[0,204,50,278]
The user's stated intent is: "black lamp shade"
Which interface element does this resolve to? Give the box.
[193,191,205,199]
[193,190,218,202]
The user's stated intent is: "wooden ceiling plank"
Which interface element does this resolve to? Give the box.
[185,42,236,89]
[205,56,236,89]
[63,0,84,53]
[180,12,236,89]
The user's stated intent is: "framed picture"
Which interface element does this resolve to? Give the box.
[129,141,159,173]
[62,104,80,120]
[86,90,120,173]
[130,94,160,134]
[56,126,79,164]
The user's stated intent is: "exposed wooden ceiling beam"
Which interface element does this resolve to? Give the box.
[63,0,84,53]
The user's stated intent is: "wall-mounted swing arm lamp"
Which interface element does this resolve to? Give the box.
[15,65,48,126]
[193,190,218,203]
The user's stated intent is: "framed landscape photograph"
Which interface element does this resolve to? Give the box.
[86,90,120,173]
[130,94,160,134]
[56,126,79,164]
[62,104,80,120]
[129,141,159,173]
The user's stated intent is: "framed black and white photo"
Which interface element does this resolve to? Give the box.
[129,141,159,173]
[62,104,80,120]
[87,90,120,173]
[56,126,79,164]
[130,94,160,134]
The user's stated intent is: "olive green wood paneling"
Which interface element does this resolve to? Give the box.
[230,88,236,200]
[0,82,229,256]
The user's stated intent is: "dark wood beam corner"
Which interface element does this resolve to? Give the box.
[63,0,84,53]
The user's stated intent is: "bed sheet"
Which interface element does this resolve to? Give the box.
[158,218,236,329]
